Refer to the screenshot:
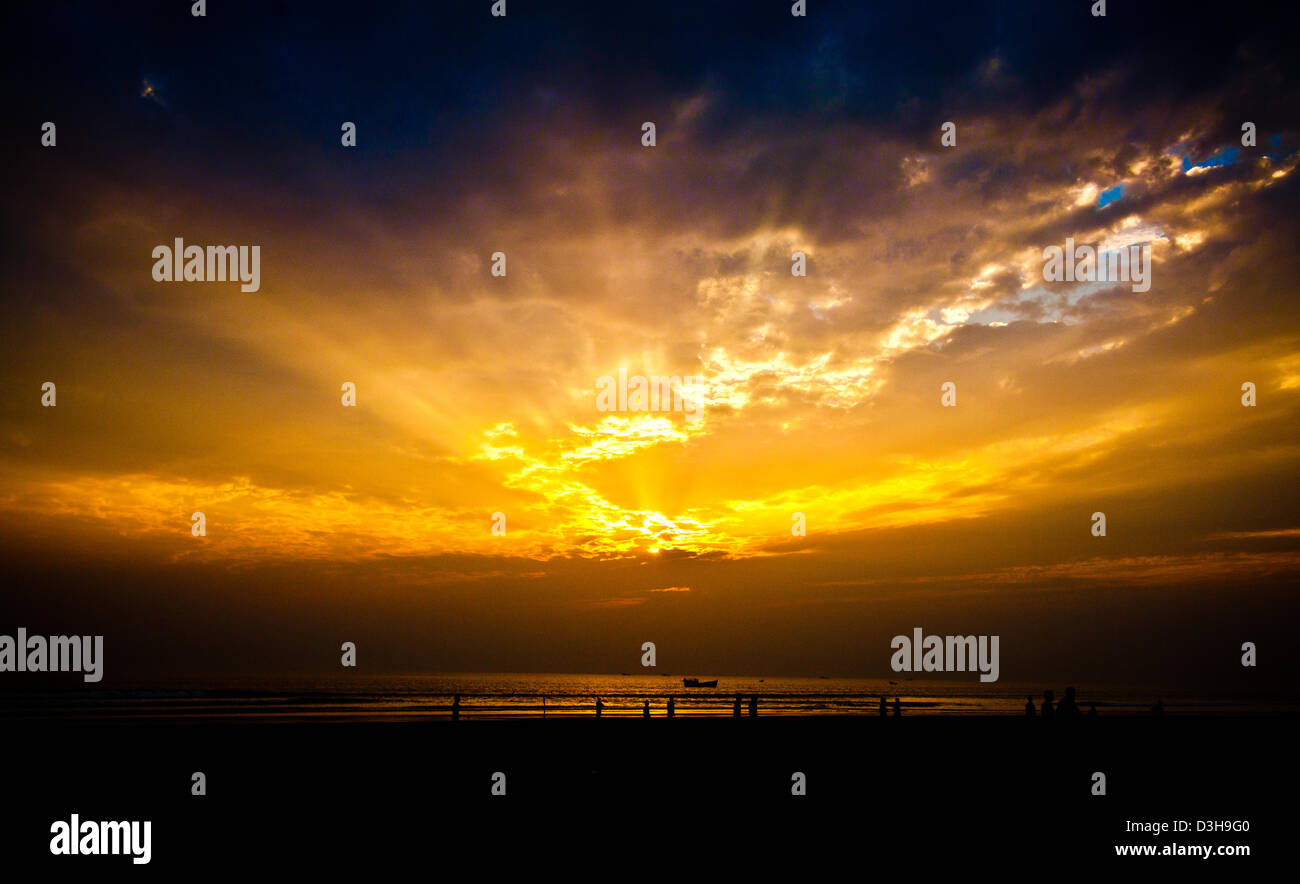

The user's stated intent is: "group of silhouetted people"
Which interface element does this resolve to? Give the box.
[656,694,761,717]
[1027,687,1096,717]
[877,696,903,716]
[1024,686,1169,717]
[587,695,765,717]
[635,697,684,717]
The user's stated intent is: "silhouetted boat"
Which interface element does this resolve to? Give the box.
[682,678,718,688]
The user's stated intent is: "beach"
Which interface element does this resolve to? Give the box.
[4,709,1291,869]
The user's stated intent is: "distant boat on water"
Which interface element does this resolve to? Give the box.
[682,678,718,688]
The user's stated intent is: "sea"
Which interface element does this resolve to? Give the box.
[2,673,1292,719]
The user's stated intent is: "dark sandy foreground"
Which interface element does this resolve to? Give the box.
[3,715,1290,869]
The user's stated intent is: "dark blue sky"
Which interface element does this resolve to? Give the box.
[7,1,1297,175]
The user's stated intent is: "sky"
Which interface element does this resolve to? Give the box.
[2,1,1298,685]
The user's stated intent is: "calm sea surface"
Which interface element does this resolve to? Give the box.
[3,673,1293,718]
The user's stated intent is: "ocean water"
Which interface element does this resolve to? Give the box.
[3,673,1292,719]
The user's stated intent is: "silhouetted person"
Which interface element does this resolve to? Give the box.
[595,696,604,718]
[1025,695,1036,716]
[1058,686,1080,718]
[1041,689,1055,719]
[733,695,742,717]
[1087,704,1098,718]
[642,700,650,718]
[667,697,675,718]
[748,696,758,717]
[892,697,901,716]
[880,697,888,716]
[451,694,460,721]
[1152,699,1164,716]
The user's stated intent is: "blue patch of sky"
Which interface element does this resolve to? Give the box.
[1183,146,1239,172]
[1264,133,1298,163]
[964,271,1157,327]
[1098,184,1123,208]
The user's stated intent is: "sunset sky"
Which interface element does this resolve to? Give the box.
[2,1,1297,684]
